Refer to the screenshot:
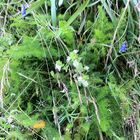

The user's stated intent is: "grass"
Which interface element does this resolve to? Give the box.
[0,0,140,139]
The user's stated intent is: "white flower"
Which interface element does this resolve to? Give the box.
[73,60,79,68]
[66,56,71,63]
[73,50,79,54]
[82,80,89,87]
[84,66,89,71]
[55,63,61,71]
[77,76,89,87]
[77,76,83,83]
[11,93,16,96]
[11,125,15,128]
[73,74,77,78]
[7,116,13,124]
[55,60,63,72]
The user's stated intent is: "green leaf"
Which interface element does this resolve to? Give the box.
[59,21,74,45]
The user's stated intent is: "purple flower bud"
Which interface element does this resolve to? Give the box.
[21,4,26,17]
[119,42,126,53]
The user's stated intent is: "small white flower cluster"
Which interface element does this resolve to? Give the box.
[67,50,89,87]
[77,76,89,87]
[66,56,71,63]
[7,116,13,124]
[66,50,79,63]
[7,116,15,128]
[54,50,89,87]
[55,63,61,72]
[55,60,64,72]
[73,50,79,54]
[73,60,79,68]
[84,66,89,71]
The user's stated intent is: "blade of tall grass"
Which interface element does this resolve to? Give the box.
[123,0,136,33]
[67,0,89,26]
[100,0,116,21]
[64,2,77,16]
[50,0,57,27]
[105,0,131,69]
[27,0,45,12]
[88,0,100,7]
[129,0,138,6]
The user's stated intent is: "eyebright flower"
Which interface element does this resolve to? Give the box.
[73,60,79,68]
[21,4,26,17]
[77,76,89,87]
[84,66,89,71]
[66,56,71,63]
[7,116,13,124]
[11,125,15,128]
[82,80,89,87]
[73,50,79,54]
[55,63,61,72]
[119,42,126,53]
[77,76,83,83]
[55,60,63,72]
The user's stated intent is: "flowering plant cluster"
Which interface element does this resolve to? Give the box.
[55,50,89,87]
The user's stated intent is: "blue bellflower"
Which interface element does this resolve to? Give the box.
[119,42,126,53]
[21,4,26,17]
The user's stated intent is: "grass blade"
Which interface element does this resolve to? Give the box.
[50,0,57,27]
[100,0,116,21]
[67,0,89,26]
